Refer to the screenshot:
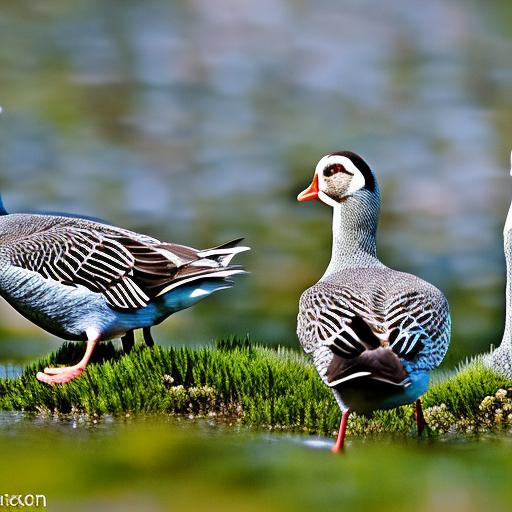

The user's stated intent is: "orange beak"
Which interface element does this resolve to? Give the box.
[297,174,319,202]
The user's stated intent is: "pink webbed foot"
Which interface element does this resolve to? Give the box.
[36,366,84,385]
[36,327,100,385]
[41,366,72,375]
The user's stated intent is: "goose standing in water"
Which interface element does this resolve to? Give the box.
[296,151,451,451]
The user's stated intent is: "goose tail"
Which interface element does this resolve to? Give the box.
[197,238,251,266]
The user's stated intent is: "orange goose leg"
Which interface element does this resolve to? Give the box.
[331,409,351,453]
[36,328,100,385]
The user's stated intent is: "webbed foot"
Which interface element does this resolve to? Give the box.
[36,366,84,384]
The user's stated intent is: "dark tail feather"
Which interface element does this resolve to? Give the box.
[206,237,245,251]
[156,265,246,297]
[348,316,381,349]
[327,348,409,388]
[329,315,381,358]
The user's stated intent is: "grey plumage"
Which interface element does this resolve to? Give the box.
[1,213,245,311]
[298,269,450,390]
[0,202,249,384]
[296,151,451,431]
[485,164,512,376]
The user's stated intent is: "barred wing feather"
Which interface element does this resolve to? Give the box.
[298,287,449,368]
[8,224,247,310]
[299,291,380,359]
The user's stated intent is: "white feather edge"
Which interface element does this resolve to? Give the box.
[327,371,372,387]
[198,246,250,267]
[505,150,512,234]
[155,269,246,297]
[197,246,250,258]
[153,244,249,268]
[189,286,230,298]
[328,372,410,388]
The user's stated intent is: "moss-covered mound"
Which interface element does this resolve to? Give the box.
[1,339,511,437]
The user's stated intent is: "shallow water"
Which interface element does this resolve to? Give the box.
[0,411,511,511]
[0,364,22,379]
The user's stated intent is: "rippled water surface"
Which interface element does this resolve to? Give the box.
[0,1,511,366]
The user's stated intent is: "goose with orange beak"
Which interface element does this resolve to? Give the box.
[296,150,451,451]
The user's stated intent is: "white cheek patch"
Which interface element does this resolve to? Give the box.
[346,168,365,195]
[318,191,339,208]
[314,154,367,205]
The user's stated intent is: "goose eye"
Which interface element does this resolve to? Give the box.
[323,163,353,177]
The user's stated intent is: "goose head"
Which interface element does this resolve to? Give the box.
[297,150,377,207]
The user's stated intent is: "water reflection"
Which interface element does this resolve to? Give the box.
[0,364,22,379]
[1,412,512,511]
[0,1,511,366]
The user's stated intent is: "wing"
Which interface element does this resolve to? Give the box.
[297,288,378,358]
[298,288,407,387]
[298,284,450,387]
[8,224,176,309]
[6,220,247,310]
[386,290,451,369]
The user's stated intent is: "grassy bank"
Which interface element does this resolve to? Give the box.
[1,338,511,437]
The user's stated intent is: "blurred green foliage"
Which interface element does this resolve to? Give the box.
[3,415,512,511]
[0,341,340,435]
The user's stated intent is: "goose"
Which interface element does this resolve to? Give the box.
[296,151,451,451]
[0,195,249,384]
[486,151,512,377]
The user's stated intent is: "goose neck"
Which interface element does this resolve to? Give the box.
[322,192,380,277]
[504,200,512,339]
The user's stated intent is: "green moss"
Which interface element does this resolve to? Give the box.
[0,339,336,434]
[1,340,512,437]
[422,360,512,434]
[424,359,512,416]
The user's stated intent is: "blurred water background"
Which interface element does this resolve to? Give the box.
[3,2,512,510]
[1,0,512,369]
[0,0,512,358]
[0,412,511,512]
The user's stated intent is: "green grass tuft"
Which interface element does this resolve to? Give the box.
[424,359,512,416]
[1,339,512,437]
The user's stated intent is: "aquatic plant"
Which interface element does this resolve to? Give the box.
[0,338,511,437]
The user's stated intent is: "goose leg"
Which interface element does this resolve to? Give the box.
[143,327,155,347]
[331,409,350,453]
[36,328,100,385]
[121,330,135,353]
[415,399,426,435]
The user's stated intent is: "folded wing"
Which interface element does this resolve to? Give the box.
[8,221,248,310]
